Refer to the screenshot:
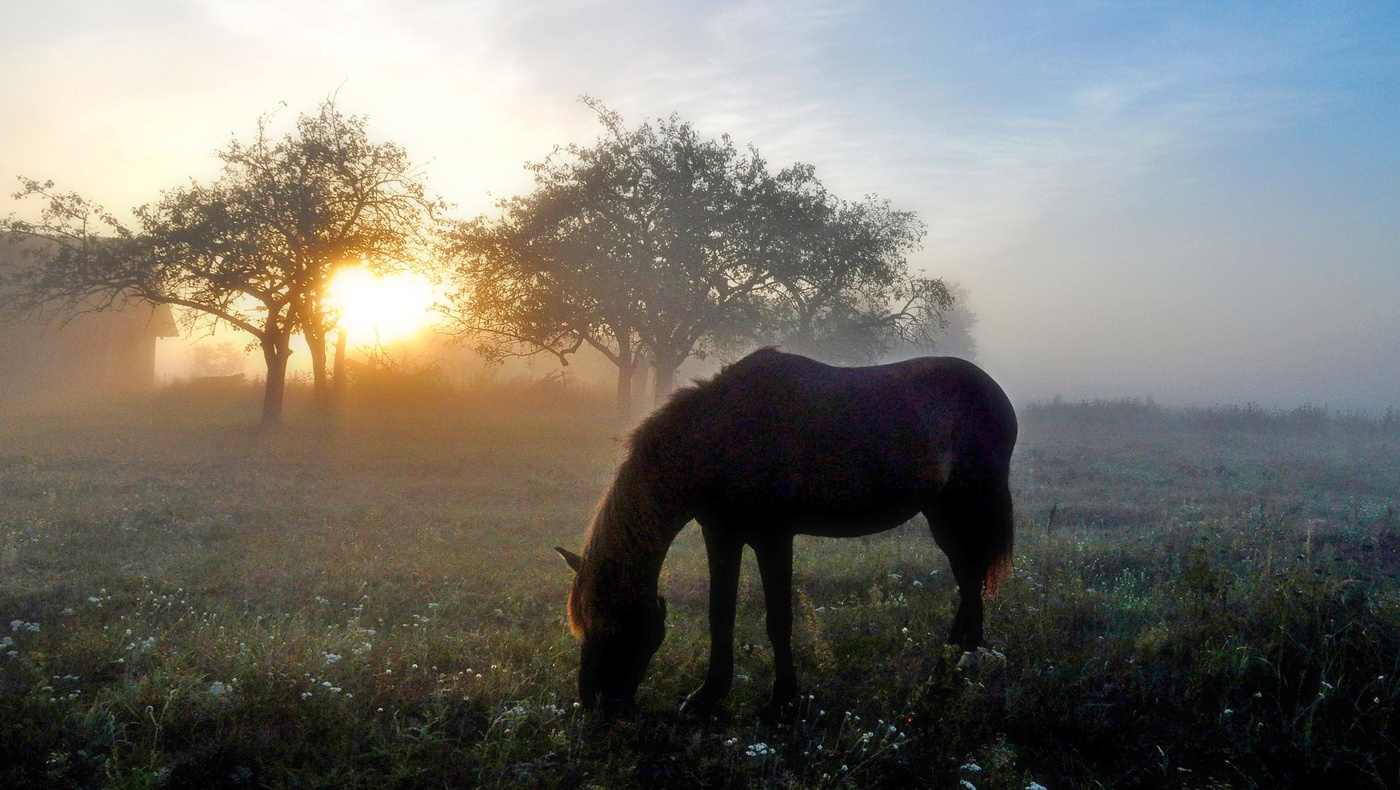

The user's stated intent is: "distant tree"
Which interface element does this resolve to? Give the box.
[188,340,246,378]
[445,100,959,417]
[927,281,978,359]
[178,100,443,415]
[445,99,782,418]
[1,99,443,425]
[758,173,947,364]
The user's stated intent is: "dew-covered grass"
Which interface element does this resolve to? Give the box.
[2,387,1398,788]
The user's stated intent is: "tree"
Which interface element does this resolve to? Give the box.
[923,280,978,359]
[1,99,443,425]
[447,101,958,415]
[758,173,947,364]
[225,101,444,414]
[446,100,795,418]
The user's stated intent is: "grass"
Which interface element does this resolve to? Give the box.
[2,386,1399,788]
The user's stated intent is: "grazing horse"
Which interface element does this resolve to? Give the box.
[555,348,1017,715]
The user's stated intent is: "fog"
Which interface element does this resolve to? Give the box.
[2,2,1396,410]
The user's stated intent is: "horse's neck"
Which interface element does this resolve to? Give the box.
[588,459,688,597]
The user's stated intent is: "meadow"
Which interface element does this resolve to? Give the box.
[2,381,1398,788]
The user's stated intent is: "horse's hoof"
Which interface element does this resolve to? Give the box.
[600,697,639,718]
[758,697,798,725]
[680,693,726,720]
[956,647,1006,670]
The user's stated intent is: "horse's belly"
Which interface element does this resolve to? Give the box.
[792,504,923,537]
[709,477,923,536]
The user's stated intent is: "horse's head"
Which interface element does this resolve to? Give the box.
[556,546,667,713]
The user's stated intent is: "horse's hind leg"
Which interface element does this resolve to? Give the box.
[753,533,797,719]
[681,523,743,716]
[925,518,984,651]
[926,476,1013,651]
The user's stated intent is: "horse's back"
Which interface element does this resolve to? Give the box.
[715,350,1014,452]
[688,350,1016,526]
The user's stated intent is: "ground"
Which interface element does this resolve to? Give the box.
[1,385,1398,788]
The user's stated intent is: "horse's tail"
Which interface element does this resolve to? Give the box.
[982,484,1015,597]
[937,469,1016,597]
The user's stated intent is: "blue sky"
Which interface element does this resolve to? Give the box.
[2,1,1396,408]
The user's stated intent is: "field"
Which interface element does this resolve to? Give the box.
[2,383,1399,788]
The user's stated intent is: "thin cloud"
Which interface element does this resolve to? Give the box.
[1,1,1394,407]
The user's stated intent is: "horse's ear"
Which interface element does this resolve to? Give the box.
[555,546,582,574]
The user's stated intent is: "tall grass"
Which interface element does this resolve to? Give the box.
[1,385,1398,787]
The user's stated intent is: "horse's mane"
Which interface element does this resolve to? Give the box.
[567,353,778,635]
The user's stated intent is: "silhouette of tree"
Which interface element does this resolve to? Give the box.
[2,99,443,425]
[926,281,978,359]
[445,99,784,418]
[447,100,956,419]
[759,171,944,364]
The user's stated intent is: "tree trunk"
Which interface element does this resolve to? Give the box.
[615,359,635,422]
[652,361,679,406]
[306,325,330,415]
[631,359,650,412]
[332,328,348,412]
[261,338,291,427]
[608,330,640,422]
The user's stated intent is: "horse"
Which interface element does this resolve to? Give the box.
[555,347,1018,716]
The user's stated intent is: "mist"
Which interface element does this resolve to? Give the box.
[2,2,1396,412]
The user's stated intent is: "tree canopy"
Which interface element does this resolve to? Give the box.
[444,100,947,418]
[1,99,443,425]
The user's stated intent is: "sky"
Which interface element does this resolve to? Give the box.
[2,0,1397,409]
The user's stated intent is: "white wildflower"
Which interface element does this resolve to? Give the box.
[745,742,774,758]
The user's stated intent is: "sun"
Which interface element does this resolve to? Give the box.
[328,266,440,344]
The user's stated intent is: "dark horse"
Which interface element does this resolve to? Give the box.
[555,348,1017,715]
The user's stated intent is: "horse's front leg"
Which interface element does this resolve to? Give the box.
[681,524,743,716]
[753,533,797,720]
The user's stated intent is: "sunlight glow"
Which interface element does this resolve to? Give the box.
[328,266,440,345]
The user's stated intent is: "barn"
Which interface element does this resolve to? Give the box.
[0,300,179,403]
[0,239,180,403]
